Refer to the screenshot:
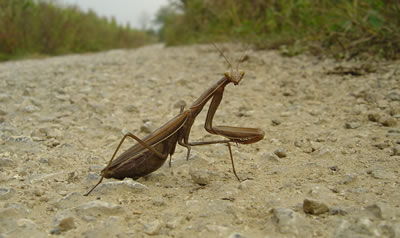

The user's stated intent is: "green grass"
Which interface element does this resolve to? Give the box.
[156,0,400,59]
[0,0,155,61]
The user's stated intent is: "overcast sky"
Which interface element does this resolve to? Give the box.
[60,0,170,29]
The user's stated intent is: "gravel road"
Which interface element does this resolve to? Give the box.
[0,44,399,237]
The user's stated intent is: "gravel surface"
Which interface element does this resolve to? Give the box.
[0,44,399,237]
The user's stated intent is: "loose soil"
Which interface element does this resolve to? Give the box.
[0,44,399,237]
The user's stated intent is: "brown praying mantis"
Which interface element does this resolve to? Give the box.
[84,44,264,196]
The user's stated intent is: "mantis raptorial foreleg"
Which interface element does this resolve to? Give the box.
[178,78,264,181]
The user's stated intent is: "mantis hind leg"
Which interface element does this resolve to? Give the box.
[179,139,240,181]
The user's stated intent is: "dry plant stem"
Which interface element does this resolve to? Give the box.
[84,44,264,196]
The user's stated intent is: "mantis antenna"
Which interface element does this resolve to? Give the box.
[212,42,249,73]
[212,43,233,69]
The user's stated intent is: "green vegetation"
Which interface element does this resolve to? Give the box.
[156,0,400,59]
[0,0,155,61]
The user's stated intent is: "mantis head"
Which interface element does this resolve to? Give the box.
[213,43,248,85]
[224,69,245,86]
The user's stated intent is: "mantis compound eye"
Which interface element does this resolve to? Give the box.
[224,72,230,79]
[237,71,245,83]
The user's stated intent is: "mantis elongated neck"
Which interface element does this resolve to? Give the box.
[189,77,230,117]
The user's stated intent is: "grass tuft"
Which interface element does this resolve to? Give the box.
[0,0,155,61]
[155,0,400,60]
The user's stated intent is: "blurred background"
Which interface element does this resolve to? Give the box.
[0,0,399,61]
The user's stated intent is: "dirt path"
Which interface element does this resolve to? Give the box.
[0,44,399,237]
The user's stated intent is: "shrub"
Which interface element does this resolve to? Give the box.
[156,0,400,59]
[0,0,155,61]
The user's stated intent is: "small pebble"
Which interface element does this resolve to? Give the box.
[95,179,147,194]
[228,232,247,238]
[52,212,76,233]
[368,113,381,122]
[272,208,303,235]
[23,105,39,113]
[0,93,11,102]
[15,218,47,238]
[39,158,49,164]
[328,166,339,172]
[152,196,165,206]
[263,152,280,162]
[124,104,138,113]
[294,139,313,153]
[341,174,358,185]
[55,192,82,209]
[75,201,124,218]
[367,168,395,180]
[303,198,329,215]
[392,145,400,156]
[329,208,348,216]
[144,219,162,235]
[0,158,16,167]
[387,130,400,139]
[274,148,287,158]
[389,106,400,116]
[271,119,281,126]
[365,202,395,220]
[140,121,155,134]
[189,158,210,185]
[380,117,397,127]
[33,189,44,197]
[238,180,253,190]
[344,122,361,129]
[374,142,390,150]
[0,187,14,200]
[87,172,100,181]
[236,106,252,117]
[166,216,183,229]
[386,91,400,101]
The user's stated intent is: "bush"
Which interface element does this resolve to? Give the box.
[0,0,155,61]
[156,0,400,59]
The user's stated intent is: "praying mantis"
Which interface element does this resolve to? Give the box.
[84,44,264,196]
